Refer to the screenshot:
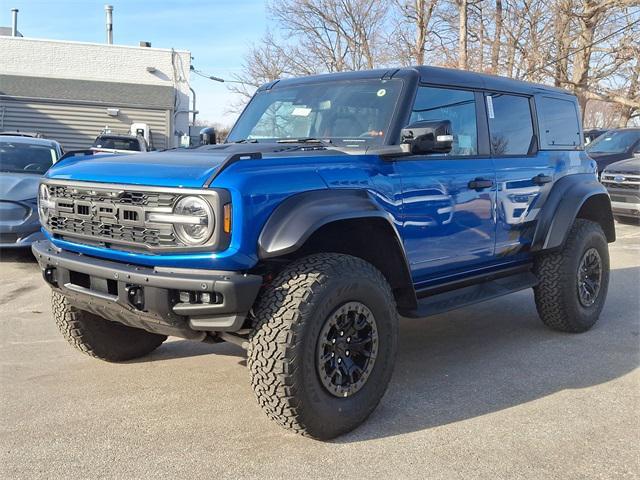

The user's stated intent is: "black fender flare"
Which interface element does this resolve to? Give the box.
[258,189,416,308]
[259,189,400,258]
[531,173,615,251]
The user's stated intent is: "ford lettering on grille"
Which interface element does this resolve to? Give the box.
[43,182,185,250]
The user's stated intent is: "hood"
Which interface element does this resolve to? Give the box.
[47,149,230,188]
[46,143,341,188]
[0,172,42,201]
[603,156,640,173]
[586,151,632,172]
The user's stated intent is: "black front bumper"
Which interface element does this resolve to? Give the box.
[32,240,263,339]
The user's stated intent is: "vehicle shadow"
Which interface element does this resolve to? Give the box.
[139,338,246,362]
[335,265,640,443]
[0,247,37,264]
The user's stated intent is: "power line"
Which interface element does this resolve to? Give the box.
[525,15,640,76]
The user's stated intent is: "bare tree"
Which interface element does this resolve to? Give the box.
[490,0,503,73]
[390,0,440,65]
[229,0,640,129]
[456,0,469,69]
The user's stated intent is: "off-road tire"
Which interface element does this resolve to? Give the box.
[247,253,398,440]
[52,291,167,362]
[533,219,610,333]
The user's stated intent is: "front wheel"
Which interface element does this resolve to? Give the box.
[247,253,398,440]
[533,219,610,333]
[52,291,167,362]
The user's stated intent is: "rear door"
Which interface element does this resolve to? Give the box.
[488,93,565,256]
[393,86,496,284]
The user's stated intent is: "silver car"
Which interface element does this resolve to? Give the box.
[0,135,62,247]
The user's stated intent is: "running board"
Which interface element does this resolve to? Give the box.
[403,271,538,319]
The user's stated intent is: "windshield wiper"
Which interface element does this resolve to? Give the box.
[233,139,259,144]
[276,137,333,145]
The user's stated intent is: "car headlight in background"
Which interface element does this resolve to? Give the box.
[37,184,53,222]
[172,196,214,245]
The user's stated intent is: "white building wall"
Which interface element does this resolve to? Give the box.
[0,36,191,146]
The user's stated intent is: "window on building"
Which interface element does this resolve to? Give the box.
[536,96,581,148]
[409,86,478,156]
[486,94,534,156]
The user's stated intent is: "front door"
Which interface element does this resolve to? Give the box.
[394,86,496,285]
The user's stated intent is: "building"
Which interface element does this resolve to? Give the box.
[0,36,191,150]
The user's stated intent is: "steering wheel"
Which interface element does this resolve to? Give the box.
[23,163,43,171]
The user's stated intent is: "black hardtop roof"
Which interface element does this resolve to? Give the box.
[264,65,573,97]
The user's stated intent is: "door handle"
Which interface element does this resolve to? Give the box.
[532,174,553,185]
[468,178,494,191]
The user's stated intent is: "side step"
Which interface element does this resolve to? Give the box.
[403,271,538,319]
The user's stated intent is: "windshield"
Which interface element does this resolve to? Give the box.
[93,136,141,151]
[227,79,403,147]
[0,141,57,175]
[587,130,640,154]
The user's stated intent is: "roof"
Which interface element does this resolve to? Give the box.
[267,65,572,97]
[0,135,60,147]
[0,74,176,109]
[0,27,22,37]
[96,134,139,139]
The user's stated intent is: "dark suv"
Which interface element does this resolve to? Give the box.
[586,128,640,173]
[33,66,615,439]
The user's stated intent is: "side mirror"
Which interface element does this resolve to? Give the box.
[401,120,453,155]
[199,127,217,146]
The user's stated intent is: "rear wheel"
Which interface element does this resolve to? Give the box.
[52,291,167,362]
[247,253,398,440]
[533,219,610,332]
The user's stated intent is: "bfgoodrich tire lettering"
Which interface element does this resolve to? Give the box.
[52,291,167,362]
[247,253,398,440]
[533,219,610,333]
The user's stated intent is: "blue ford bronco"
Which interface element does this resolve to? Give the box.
[33,66,615,439]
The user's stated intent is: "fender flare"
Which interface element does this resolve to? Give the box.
[531,173,615,251]
[257,189,416,309]
[259,189,401,258]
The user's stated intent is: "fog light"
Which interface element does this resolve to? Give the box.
[199,292,212,304]
[179,291,192,303]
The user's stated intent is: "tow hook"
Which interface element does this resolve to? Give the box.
[43,267,58,287]
[126,286,145,311]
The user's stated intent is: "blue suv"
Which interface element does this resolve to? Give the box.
[33,67,615,439]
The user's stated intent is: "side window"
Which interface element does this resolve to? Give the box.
[486,94,534,155]
[410,86,477,156]
[536,96,581,148]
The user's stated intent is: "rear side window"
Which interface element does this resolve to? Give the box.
[410,86,478,156]
[536,96,581,148]
[486,94,534,156]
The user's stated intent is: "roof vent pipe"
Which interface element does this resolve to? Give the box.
[105,5,113,44]
[11,8,18,37]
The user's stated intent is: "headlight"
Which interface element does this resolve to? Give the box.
[37,184,52,223]
[172,196,214,245]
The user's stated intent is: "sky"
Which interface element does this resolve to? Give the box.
[0,0,268,126]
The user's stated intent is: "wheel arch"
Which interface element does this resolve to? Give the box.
[531,173,615,252]
[258,190,417,311]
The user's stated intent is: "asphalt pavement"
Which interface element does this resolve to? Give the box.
[1,224,638,479]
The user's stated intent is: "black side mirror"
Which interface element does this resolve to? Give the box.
[199,127,217,145]
[401,120,453,155]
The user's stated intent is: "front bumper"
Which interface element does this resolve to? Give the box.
[610,200,640,218]
[0,202,42,248]
[32,240,263,339]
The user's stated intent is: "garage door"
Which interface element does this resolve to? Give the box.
[0,99,171,151]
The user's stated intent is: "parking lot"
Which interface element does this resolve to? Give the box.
[0,224,638,479]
